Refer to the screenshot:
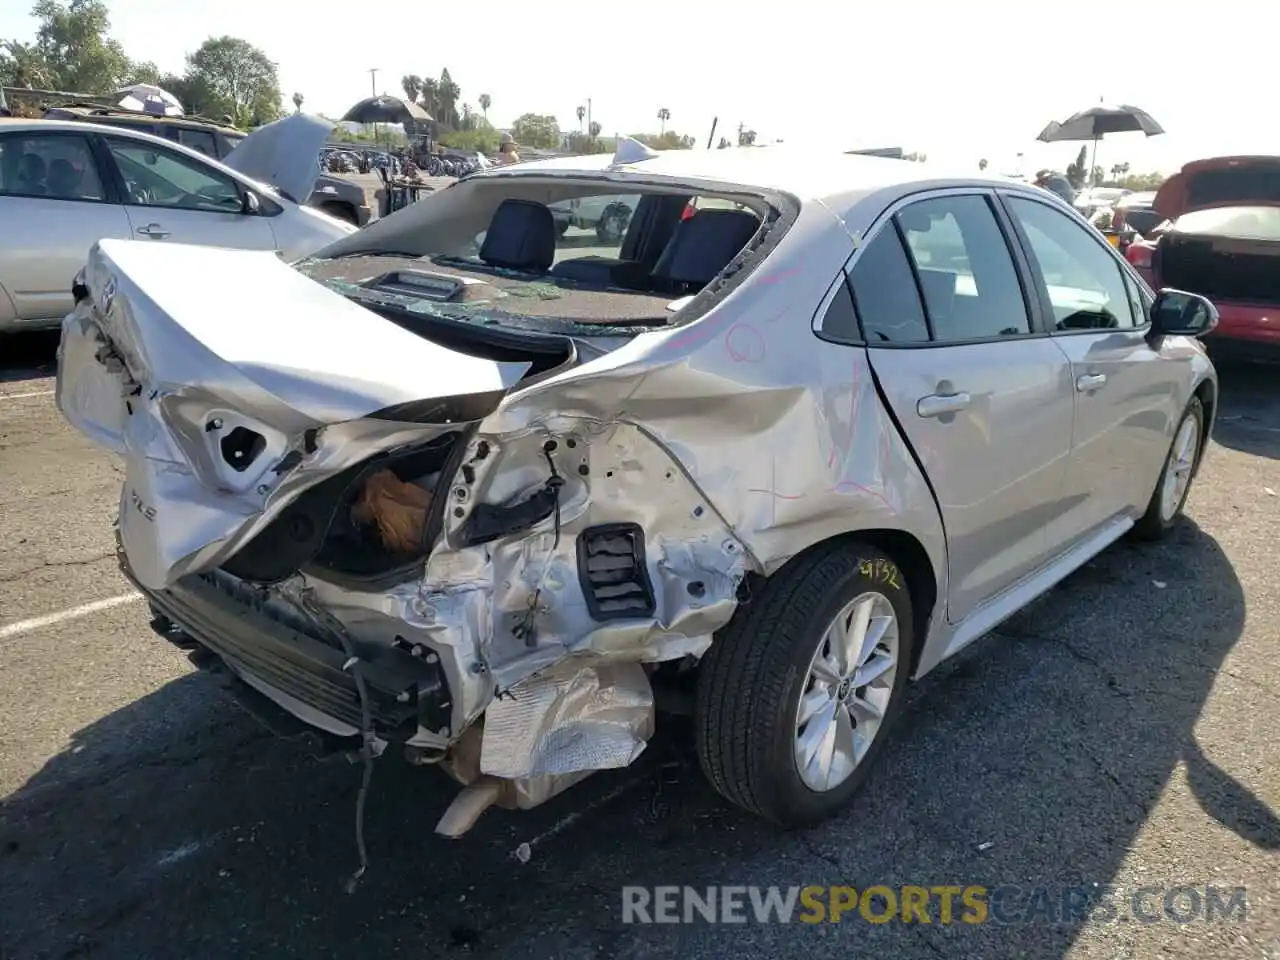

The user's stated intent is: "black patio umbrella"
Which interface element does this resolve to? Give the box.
[341,95,433,126]
[1037,103,1164,184]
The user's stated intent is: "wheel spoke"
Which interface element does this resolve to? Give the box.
[798,700,838,780]
[834,596,873,675]
[849,693,884,722]
[856,615,892,671]
[853,651,894,688]
[829,704,857,786]
[812,654,843,686]
[1177,423,1196,462]
[797,687,830,726]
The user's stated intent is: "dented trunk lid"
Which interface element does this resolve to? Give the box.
[57,238,530,591]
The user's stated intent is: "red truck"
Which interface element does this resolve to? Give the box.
[1127,156,1280,361]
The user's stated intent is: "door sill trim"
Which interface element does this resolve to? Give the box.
[931,514,1133,668]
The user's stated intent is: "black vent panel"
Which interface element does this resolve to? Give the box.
[577,523,656,621]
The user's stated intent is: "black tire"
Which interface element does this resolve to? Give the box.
[1132,396,1205,540]
[556,219,571,238]
[695,541,915,826]
[318,202,359,226]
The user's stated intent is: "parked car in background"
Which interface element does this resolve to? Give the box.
[1074,186,1130,219]
[57,144,1218,838]
[0,115,355,332]
[1126,155,1280,361]
[549,193,638,241]
[1111,190,1162,245]
[43,104,374,225]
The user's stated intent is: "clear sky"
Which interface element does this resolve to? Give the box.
[2,0,1272,175]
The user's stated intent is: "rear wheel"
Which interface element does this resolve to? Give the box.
[1133,396,1204,540]
[695,541,915,826]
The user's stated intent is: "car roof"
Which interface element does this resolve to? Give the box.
[43,103,242,132]
[0,116,200,143]
[474,145,1029,207]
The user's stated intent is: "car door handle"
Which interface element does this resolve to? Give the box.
[917,392,971,418]
[135,223,170,239]
[1075,373,1108,392]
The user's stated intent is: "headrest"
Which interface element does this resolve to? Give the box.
[479,199,556,272]
[651,208,759,288]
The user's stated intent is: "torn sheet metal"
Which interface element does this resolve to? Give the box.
[56,240,529,591]
[479,660,654,780]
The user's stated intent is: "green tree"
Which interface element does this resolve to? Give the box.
[185,36,282,127]
[29,0,132,91]
[157,71,216,118]
[440,124,498,153]
[511,112,561,149]
[292,91,303,113]
[632,130,693,150]
[657,107,669,134]
[478,93,490,119]
[978,158,989,171]
[419,76,438,118]
[436,68,460,128]
[401,73,421,103]
[575,104,585,130]
[0,39,52,88]
[1066,145,1088,188]
[737,127,757,146]
[588,120,602,141]
[903,151,927,162]
[128,59,160,85]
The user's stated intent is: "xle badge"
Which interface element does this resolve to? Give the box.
[130,488,156,522]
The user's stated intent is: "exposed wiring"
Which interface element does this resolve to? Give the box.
[513,444,564,647]
[299,588,377,894]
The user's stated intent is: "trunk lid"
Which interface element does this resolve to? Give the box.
[1154,155,1280,220]
[57,238,531,591]
[222,113,332,204]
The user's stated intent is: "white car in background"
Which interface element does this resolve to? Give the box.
[0,113,357,332]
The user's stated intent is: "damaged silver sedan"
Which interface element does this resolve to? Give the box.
[56,140,1220,837]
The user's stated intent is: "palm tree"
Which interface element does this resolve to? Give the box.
[657,107,670,135]
[292,92,304,113]
[588,120,601,142]
[478,93,491,119]
[978,158,988,171]
[401,74,422,103]
[576,104,585,131]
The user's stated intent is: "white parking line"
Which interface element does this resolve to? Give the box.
[0,592,143,641]
[0,389,55,401]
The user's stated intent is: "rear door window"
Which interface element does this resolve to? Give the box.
[896,195,1031,342]
[0,133,107,201]
[844,225,929,343]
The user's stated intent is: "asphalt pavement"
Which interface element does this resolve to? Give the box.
[1,330,1277,960]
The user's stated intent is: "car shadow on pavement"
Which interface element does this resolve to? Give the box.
[0,330,59,385]
[0,523,1262,960]
[1211,359,1280,461]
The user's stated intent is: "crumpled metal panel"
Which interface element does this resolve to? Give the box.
[479,660,654,779]
[56,239,526,591]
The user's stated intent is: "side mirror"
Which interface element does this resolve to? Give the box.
[1150,288,1218,339]
[241,191,261,215]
